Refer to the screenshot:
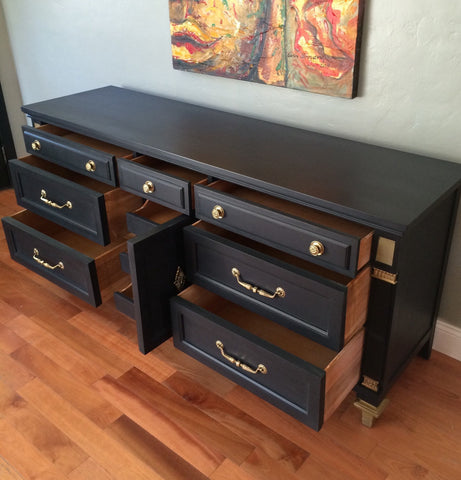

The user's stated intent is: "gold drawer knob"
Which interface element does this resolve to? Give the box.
[85,160,96,172]
[212,205,225,220]
[31,139,41,151]
[143,180,155,194]
[309,240,325,256]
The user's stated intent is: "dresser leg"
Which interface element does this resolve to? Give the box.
[353,398,389,428]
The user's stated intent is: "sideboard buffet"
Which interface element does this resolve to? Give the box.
[3,86,461,431]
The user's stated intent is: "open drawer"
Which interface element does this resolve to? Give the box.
[114,202,192,353]
[171,285,364,431]
[23,124,133,186]
[194,181,373,277]
[117,156,208,215]
[9,155,143,245]
[2,210,130,307]
[184,221,370,351]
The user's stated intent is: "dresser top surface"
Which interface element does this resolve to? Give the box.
[22,86,461,233]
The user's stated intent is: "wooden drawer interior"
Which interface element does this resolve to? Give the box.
[176,284,364,425]
[34,124,133,158]
[206,180,373,272]
[11,209,130,303]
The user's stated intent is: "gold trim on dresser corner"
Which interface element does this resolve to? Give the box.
[371,268,398,285]
[354,398,390,428]
[361,375,379,392]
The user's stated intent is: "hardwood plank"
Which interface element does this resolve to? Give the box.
[29,307,132,378]
[0,417,68,480]
[68,458,114,480]
[0,299,22,325]
[210,459,260,480]
[225,386,388,480]
[0,456,25,480]
[93,374,225,476]
[164,371,309,472]
[240,448,301,480]
[11,344,122,428]
[115,367,254,465]
[0,385,88,475]
[69,310,175,383]
[18,378,166,480]
[0,349,35,391]
[107,415,209,480]
[0,323,26,354]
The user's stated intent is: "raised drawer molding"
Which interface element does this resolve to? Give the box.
[2,86,461,431]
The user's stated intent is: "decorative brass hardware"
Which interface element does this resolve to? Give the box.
[31,139,41,151]
[174,266,186,291]
[309,240,325,256]
[212,205,225,220]
[231,268,285,299]
[215,340,267,375]
[376,237,396,266]
[33,248,64,270]
[353,398,389,428]
[40,189,72,210]
[142,180,155,194]
[361,375,379,392]
[371,268,398,285]
[85,160,96,172]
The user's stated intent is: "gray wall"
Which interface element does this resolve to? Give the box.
[2,0,460,327]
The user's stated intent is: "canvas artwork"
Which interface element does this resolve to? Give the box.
[169,0,365,98]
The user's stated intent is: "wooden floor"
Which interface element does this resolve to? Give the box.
[0,187,460,480]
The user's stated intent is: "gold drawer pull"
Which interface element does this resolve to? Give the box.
[231,267,285,299]
[31,139,41,151]
[212,205,225,219]
[85,160,96,172]
[216,340,267,375]
[143,180,155,194]
[33,248,64,270]
[40,189,73,209]
[309,240,325,256]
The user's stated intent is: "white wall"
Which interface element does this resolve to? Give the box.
[2,0,460,328]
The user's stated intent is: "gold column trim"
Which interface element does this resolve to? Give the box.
[354,398,390,428]
[371,268,398,285]
[361,375,379,392]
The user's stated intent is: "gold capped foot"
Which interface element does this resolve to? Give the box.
[354,398,389,428]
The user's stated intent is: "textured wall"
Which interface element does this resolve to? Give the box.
[2,0,460,327]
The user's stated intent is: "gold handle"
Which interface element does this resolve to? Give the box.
[212,205,225,219]
[40,189,72,209]
[33,248,64,270]
[309,240,325,257]
[31,139,41,151]
[85,160,96,172]
[231,268,285,299]
[216,340,267,375]
[143,180,155,194]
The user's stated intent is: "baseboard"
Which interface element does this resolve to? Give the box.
[433,320,461,361]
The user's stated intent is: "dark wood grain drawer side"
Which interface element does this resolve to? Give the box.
[117,156,208,215]
[9,156,143,245]
[184,222,370,351]
[2,210,129,307]
[195,181,373,277]
[171,285,364,431]
[23,124,131,186]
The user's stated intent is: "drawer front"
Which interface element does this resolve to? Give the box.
[23,126,117,186]
[9,158,109,245]
[194,185,362,277]
[171,295,325,430]
[184,225,347,350]
[117,158,191,214]
[2,215,101,306]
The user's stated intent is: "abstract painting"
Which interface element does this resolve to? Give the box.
[169,1,365,98]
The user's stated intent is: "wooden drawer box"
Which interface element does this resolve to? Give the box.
[117,156,208,215]
[195,181,373,277]
[184,221,370,351]
[23,124,132,186]
[114,201,192,353]
[171,285,364,431]
[9,155,143,245]
[2,210,130,307]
